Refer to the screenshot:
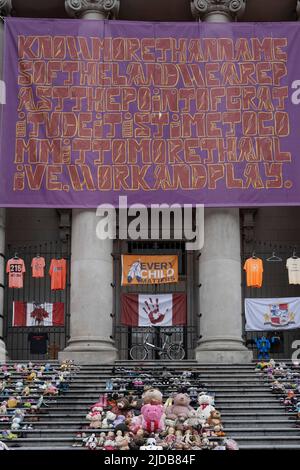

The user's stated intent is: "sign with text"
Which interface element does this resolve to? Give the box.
[1,19,300,207]
[121,254,178,285]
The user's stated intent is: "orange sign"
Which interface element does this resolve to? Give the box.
[121,255,178,285]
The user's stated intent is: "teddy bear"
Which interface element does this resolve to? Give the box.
[115,430,131,450]
[183,409,203,429]
[140,437,163,450]
[141,403,165,433]
[102,411,116,428]
[165,393,193,423]
[86,408,103,428]
[207,409,222,427]
[196,393,215,424]
[142,388,163,406]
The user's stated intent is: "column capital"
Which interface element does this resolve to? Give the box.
[191,0,246,21]
[65,0,120,19]
[0,0,12,16]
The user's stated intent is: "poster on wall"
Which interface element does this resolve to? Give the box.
[245,297,300,331]
[121,293,186,327]
[13,301,64,327]
[121,254,178,285]
[2,19,300,207]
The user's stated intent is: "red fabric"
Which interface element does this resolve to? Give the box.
[121,294,139,326]
[13,301,26,326]
[52,303,64,326]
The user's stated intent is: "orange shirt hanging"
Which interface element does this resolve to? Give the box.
[6,258,26,288]
[49,259,67,290]
[243,257,264,288]
[31,257,46,278]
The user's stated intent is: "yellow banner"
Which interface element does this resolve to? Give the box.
[121,255,178,285]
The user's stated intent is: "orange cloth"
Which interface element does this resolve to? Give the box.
[243,257,263,288]
[6,258,26,288]
[31,257,45,278]
[49,259,67,290]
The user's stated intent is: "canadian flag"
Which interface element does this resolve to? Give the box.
[13,302,64,327]
[121,293,186,327]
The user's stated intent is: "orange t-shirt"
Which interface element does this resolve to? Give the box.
[6,258,26,288]
[243,257,263,288]
[31,257,46,278]
[49,259,67,290]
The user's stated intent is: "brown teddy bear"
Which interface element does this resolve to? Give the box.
[207,409,222,427]
[165,393,193,422]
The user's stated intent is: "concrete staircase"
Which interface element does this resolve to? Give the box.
[1,360,299,450]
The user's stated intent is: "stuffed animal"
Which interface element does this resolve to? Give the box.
[183,409,203,429]
[11,409,25,431]
[102,411,116,428]
[142,388,163,406]
[7,397,18,409]
[83,433,98,450]
[86,410,103,429]
[207,409,222,427]
[140,437,163,450]
[165,393,193,422]
[141,404,165,433]
[196,393,215,424]
[0,402,7,415]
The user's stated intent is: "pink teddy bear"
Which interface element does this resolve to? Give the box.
[141,404,165,433]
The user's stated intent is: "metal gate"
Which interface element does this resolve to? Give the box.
[113,239,199,360]
[3,239,71,360]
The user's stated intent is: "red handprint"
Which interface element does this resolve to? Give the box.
[143,297,168,324]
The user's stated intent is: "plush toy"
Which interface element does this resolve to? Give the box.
[86,410,103,428]
[0,402,7,415]
[11,409,25,431]
[22,386,30,397]
[162,426,176,449]
[255,336,271,361]
[7,397,18,409]
[103,431,116,450]
[102,411,117,428]
[140,437,163,450]
[207,409,222,427]
[115,430,131,450]
[196,393,215,424]
[83,433,98,450]
[165,393,193,422]
[15,381,23,393]
[142,388,163,406]
[183,409,203,429]
[141,404,165,433]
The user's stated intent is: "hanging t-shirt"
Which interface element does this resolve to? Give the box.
[28,333,49,354]
[31,257,46,278]
[243,257,263,288]
[49,259,67,290]
[6,258,26,288]
[286,257,300,284]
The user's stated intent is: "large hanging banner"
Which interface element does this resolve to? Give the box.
[245,297,300,331]
[121,254,178,285]
[2,18,300,207]
[121,293,186,327]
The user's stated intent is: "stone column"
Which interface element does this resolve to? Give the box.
[191,0,252,363]
[60,0,120,364]
[0,0,12,362]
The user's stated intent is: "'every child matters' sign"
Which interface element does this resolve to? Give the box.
[1,18,300,207]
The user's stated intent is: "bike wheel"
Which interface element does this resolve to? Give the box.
[129,345,148,361]
[167,344,185,360]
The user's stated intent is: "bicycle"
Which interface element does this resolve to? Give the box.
[129,330,185,361]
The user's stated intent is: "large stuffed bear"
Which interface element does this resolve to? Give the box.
[165,393,194,422]
[141,404,165,433]
[142,389,163,406]
[196,393,215,424]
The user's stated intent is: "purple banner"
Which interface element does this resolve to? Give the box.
[1,18,300,207]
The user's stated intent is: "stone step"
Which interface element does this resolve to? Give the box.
[233,436,300,445]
